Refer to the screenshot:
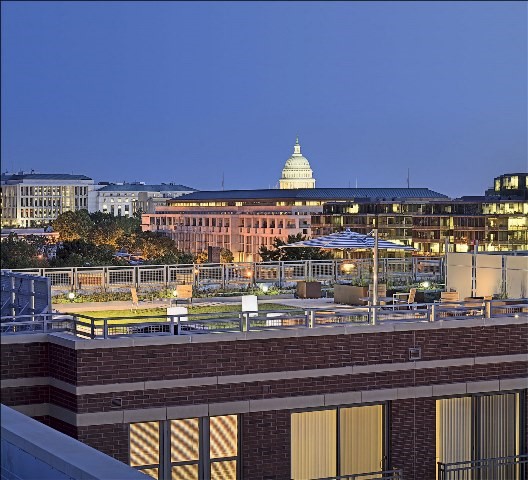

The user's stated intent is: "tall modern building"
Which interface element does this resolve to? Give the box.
[1,172,95,228]
[279,138,316,189]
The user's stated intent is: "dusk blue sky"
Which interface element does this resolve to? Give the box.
[2,2,526,198]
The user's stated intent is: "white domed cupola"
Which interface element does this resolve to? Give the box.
[279,137,316,189]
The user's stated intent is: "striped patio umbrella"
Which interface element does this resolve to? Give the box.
[281,228,415,325]
[280,228,414,251]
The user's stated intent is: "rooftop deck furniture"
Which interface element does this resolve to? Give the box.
[174,284,193,306]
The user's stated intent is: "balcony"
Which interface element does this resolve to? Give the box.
[438,454,528,480]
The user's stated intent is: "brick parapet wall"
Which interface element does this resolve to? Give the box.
[0,342,49,379]
[68,325,527,386]
[48,343,78,384]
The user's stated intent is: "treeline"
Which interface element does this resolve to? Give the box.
[1,210,194,269]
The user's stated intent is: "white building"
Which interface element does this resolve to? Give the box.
[279,138,316,189]
[89,183,197,216]
[1,172,95,228]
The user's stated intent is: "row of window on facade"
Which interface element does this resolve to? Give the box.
[102,204,131,214]
[129,391,523,480]
[17,186,89,196]
[101,192,136,197]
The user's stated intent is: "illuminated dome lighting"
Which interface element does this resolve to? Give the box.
[279,137,316,189]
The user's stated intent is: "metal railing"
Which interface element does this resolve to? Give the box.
[1,299,526,339]
[2,257,444,293]
[316,469,403,480]
[437,453,528,480]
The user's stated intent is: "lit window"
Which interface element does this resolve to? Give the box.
[130,415,239,480]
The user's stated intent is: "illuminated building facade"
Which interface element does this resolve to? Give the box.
[1,173,95,228]
[142,173,527,261]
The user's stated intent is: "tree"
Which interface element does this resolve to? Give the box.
[148,250,195,265]
[52,239,117,267]
[89,212,124,247]
[0,234,50,269]
[259,234,334,262]
[220,248,234,264]
[52,210,93,241]
[195,250,209,264]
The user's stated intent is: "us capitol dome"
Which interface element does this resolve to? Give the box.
[278,137,316,189]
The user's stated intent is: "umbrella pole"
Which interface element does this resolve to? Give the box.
[372,227,378,325]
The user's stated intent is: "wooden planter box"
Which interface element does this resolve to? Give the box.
[296,281,322,299]
[334,284,368,305]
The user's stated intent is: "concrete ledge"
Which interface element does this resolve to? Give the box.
[76,410,125,427]
[324,391,362,406]
[397,385,433,400]
[353,362,414,374]
[467,379,500,394]
[123,407,167,423]
[167,404,208,419]
[362,388,398,402]
[249,394,325,412]
[146,376,217,390]
[475,353,528,365]
[500,377,528,391]
[432,382,467,397]
[11,403,50,417]
[0,333,49,344]
[209,401,250,416]
[2,377,51,389]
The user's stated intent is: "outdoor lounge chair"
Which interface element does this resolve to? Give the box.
[392,287,417,310]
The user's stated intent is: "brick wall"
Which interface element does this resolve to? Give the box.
[0,342,48,379]
[69,324,527,386]
[68,361,527,414]
[77,423,129,464]
[241,411,291,480]
[391,398,436,480]
[1,385,49,406]
[48,343,78,384]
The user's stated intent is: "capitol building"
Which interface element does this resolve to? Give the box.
[278,137,316,189]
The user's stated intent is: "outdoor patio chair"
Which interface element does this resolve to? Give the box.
[438,291,460,306]
[392,287,417,310]
[130,287,139,311]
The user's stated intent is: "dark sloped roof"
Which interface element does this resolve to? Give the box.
[97,184,197,192]
[6,173,93,181]
[172,187,449,202]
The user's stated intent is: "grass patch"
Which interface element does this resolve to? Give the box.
[74,303,297,324]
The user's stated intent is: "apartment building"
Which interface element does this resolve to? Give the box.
[0,172,95,228]
[142,173,528,260]
[1,312,526,479]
